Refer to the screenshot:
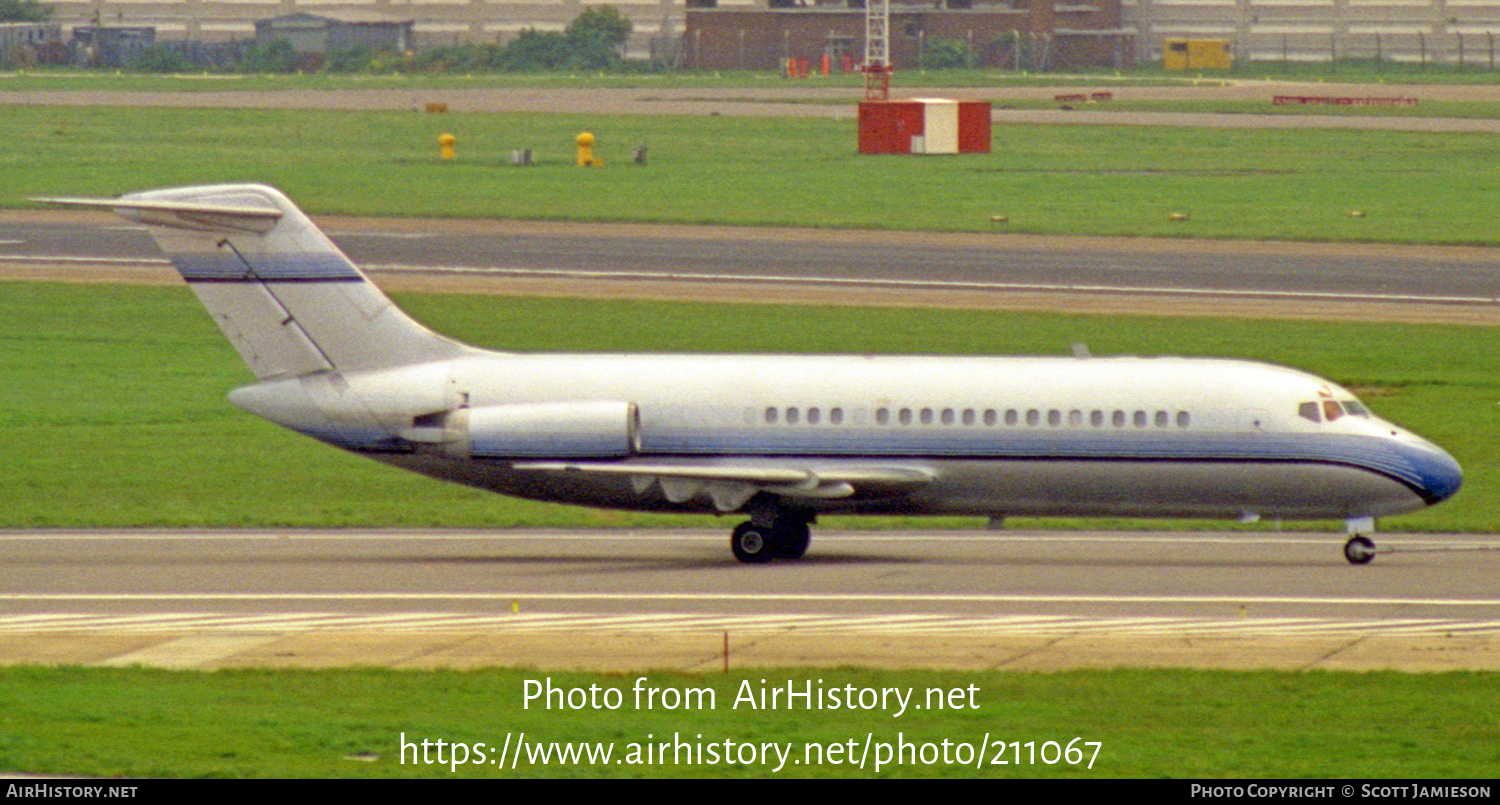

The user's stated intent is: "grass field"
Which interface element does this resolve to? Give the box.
[3,281,1494,533]
[4,105,1500,244]
[2,666,1497,777]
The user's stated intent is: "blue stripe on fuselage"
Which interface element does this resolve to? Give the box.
[632,425,1459,503]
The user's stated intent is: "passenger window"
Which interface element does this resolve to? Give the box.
[876,408,890,426]
[1091,410,1104,427]
[1176,411,1190,428]
[1026,409,1040,427]
[1068,410,1083,426]
[1133,411,1147,427]
[1005,409,1019,426]
[1047,410,1061,427]
[920,408,934,425]
[807,407,820,425]
[899,408,913,426]
[942,408,955,425]
[961,409,975,426]
[830,407,844,425]
[1155,410,1169,427]
[765,407,778,424]
[1323,401,1344,422]
[1112,410,1126,428]
[787,407,800,425]
[984,409,998,426]
[1298,402,1321,423]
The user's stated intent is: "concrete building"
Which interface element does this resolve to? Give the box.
[254,12,414,55]
[1128,0,1500,65]
[0,22,64,66]
[29,0,1500,67]
[38,0,682,57]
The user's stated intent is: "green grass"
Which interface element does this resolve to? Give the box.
[2,281,1495,533]
[1,666,1496,777]
[5,105,1500,243]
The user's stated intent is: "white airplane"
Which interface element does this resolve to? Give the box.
[39,184,1462,564]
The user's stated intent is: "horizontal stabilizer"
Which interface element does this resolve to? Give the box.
[32,195,283,234]
[32,183,466,379]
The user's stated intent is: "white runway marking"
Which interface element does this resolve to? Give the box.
[2,611,1498,636]
[365,262,1500,305]
[3,591,1498,608]
[7,249,1497,305]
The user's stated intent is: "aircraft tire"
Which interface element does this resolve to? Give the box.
[731,522,775,563]
[772,522,811,559]
[1343,535,1376,565]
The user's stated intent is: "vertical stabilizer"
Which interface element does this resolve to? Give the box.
[39,184,466,379]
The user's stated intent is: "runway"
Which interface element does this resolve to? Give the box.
[2,529,1498,671]
[3,211,1499,324]
[5,83,1500,133]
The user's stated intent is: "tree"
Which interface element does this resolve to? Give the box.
[127,44,189,73]
[922,38,973,70]
[0,0,52,22]
[502,29,571,71]
[563,5,631,69]
[240,38,298,73]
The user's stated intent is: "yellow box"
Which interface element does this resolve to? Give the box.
[1164,38,1233,70]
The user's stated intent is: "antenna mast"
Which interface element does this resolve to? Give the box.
[862,0,892,100]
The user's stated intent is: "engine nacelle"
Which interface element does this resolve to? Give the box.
[464,400,639,459]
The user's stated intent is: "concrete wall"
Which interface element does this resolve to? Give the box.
[1126,0,1500,64]
[39,0,682,58]
[38,0,1500,67]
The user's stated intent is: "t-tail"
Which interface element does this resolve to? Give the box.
[36,183,466,379]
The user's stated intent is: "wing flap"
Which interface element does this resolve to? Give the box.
[512,461,933,511]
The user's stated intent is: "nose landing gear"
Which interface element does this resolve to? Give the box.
[1343,517,1377,564]
[1343,535,1376,565]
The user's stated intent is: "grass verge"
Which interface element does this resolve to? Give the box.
[4,105,1500,243]
[1,665,1497,777]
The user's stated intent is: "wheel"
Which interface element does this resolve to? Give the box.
[1344,535,1376,565]
[731,522,775,563]
[772,521,811,559]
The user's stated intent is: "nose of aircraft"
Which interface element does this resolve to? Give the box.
[1410,441,1463,505]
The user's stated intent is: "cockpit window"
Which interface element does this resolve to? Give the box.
[1342,400,1369,417]
[1322,400,1344,422]
[1298,402,1321,423]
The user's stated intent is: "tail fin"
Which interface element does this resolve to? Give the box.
[36,184,466,379]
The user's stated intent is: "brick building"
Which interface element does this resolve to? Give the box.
[682,0,1134,71]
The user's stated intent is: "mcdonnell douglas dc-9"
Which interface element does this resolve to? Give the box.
[39,184,1462,564]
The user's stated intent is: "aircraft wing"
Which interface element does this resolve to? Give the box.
[511,461,934,512]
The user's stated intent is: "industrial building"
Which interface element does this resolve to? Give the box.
[26,0,1500,68]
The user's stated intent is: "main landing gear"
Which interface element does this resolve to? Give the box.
[730,503,812,563]
[1343,517,1377,565]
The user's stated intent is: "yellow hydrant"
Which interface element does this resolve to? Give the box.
[438,132,456,160]
[576,131,603,167]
